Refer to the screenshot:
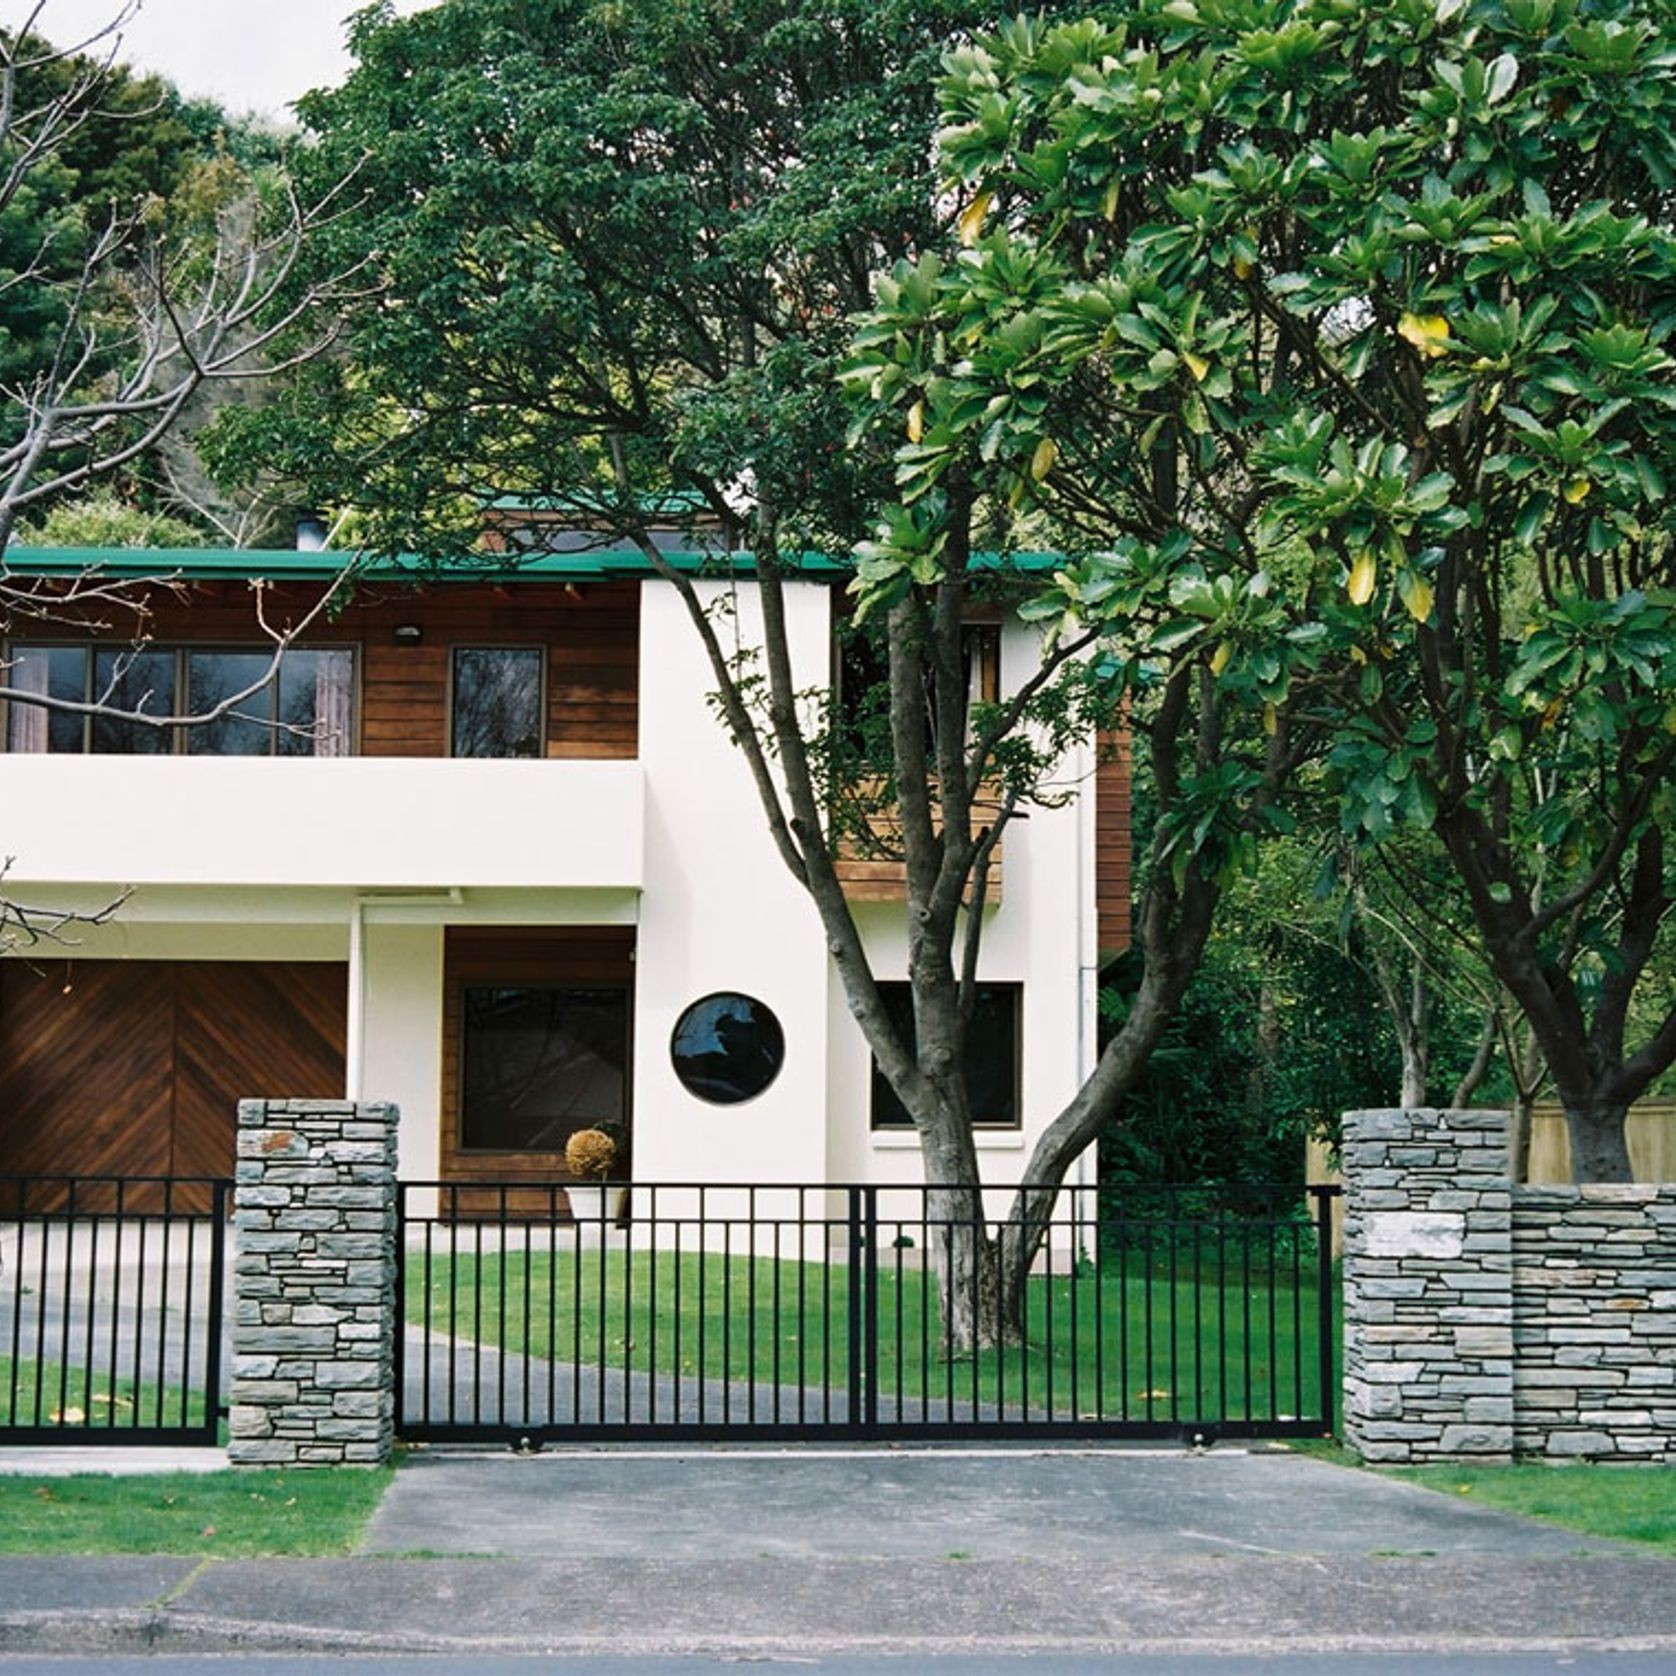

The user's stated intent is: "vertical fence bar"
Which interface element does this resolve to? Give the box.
[1217,1202,1228,1423]
[1191,1193,1204,1424]
[520,1213,533,1431]
[772,1210,783,1424]
[722,1211,733,1425]
[182,1200,200,1436]
[1117,1203,1129,1423]
[1260,1206,1273,1427]
[619,1183,632,1428]
[1093,1189,1106,1423]
[204,1180,228,1442]
[59,1180,77,1429]
[545,1186,560,1429]
[1241,1220,1254,1425]
[6,1184,23,1426]
[393,1187,409,1435]
[924,1193,937,1429]
[862,1186,879,1435]
[697,1192,709,1425]
[673,1208,685,1425]
[891,1210,904,1423]
[845,1187,863,1436]
[1315,1186,1336,1435]
[1167,1197,1179,1426]
[746,1187,757,1425]
[648,1186,659,1426]
[154,1181,172,1428]
[595,1185,608,1428]
[1290,1220,1304,1423]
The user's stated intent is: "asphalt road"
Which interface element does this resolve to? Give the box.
[0,1656,1672,1674]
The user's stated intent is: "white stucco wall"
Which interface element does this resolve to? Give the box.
[0,756,642,890]
[629,579,834,1195]
[352,920,445,1183]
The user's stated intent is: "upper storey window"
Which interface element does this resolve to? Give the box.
[451,647,543,759]
[3,645,354,756]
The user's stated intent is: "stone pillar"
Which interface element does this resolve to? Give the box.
[228,1099,399,1467]
[1342,1108,1513,1462]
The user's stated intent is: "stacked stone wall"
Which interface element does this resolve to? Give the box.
[227,1099,398,1467]
[1342,1107,1675,1464]
[1341,1108,1512,1462]
[1512,1186,1676,1462]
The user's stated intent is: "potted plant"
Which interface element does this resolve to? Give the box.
[564,1128,615,1223]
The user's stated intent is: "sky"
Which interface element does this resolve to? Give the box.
[24,0,433,120]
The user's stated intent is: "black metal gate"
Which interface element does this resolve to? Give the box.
[0,1176,229,1445]
[397,1180,1339,1444]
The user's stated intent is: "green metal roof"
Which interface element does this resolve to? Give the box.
[2,544,1063,583]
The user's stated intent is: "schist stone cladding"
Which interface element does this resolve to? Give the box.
[228,1099,399,1467]
[1343,1107,1676,1464]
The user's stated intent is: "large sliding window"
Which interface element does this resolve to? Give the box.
[3,645,354,755]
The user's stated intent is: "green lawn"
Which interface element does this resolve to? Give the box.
[0,1353,209,1434]
[0,1468,390,1556]
[405,1237,1332,1425]
[1391,1463,1676,1551]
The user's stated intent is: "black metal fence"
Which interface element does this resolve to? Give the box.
[0,1176,229,1445]
[398,1180,1339,1444]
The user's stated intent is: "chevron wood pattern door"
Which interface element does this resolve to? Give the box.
[0,961,175,1181]
[174,963,348,1179]
[0,960,347,1193]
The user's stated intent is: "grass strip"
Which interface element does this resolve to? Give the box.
[1389,1462,1676,1551]
[0,1353,207,1433]
[0,1467,392,1556]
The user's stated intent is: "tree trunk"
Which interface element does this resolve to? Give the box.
[927,1183,1022,1353]
[1398,958,1429,1107]
[1508,1091,1534,1185]
[1562,1097,1634,1184]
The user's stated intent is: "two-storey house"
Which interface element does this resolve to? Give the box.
[0,533,1129,1202]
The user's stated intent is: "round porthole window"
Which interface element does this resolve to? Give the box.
[670,992,785,1104]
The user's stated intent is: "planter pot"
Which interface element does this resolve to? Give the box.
[567,1183,606,1224]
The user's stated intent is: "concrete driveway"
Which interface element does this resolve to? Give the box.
[362,1443,1623,1560]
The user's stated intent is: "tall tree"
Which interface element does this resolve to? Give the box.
[281,0,1314,1344]
[0,7,358,946]
[0,8,360,555]
[887,0,1676,1180]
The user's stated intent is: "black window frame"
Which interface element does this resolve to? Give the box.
[449,644,547,760]
[869,981,1023,1131]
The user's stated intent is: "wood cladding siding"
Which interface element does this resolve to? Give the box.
[1,579,640,760]
[440,927,636,1199]
[0,960,346,1186]
[1095,728,1132,956]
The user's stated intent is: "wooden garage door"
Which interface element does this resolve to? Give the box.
[0,960,347,1182]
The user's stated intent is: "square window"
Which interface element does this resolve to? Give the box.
[460,985,629,1152]
[869,982,1021,1130]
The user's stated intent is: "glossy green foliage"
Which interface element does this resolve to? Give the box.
[844,0,1676,1067]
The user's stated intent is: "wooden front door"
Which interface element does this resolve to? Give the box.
[0,960,347,1181]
